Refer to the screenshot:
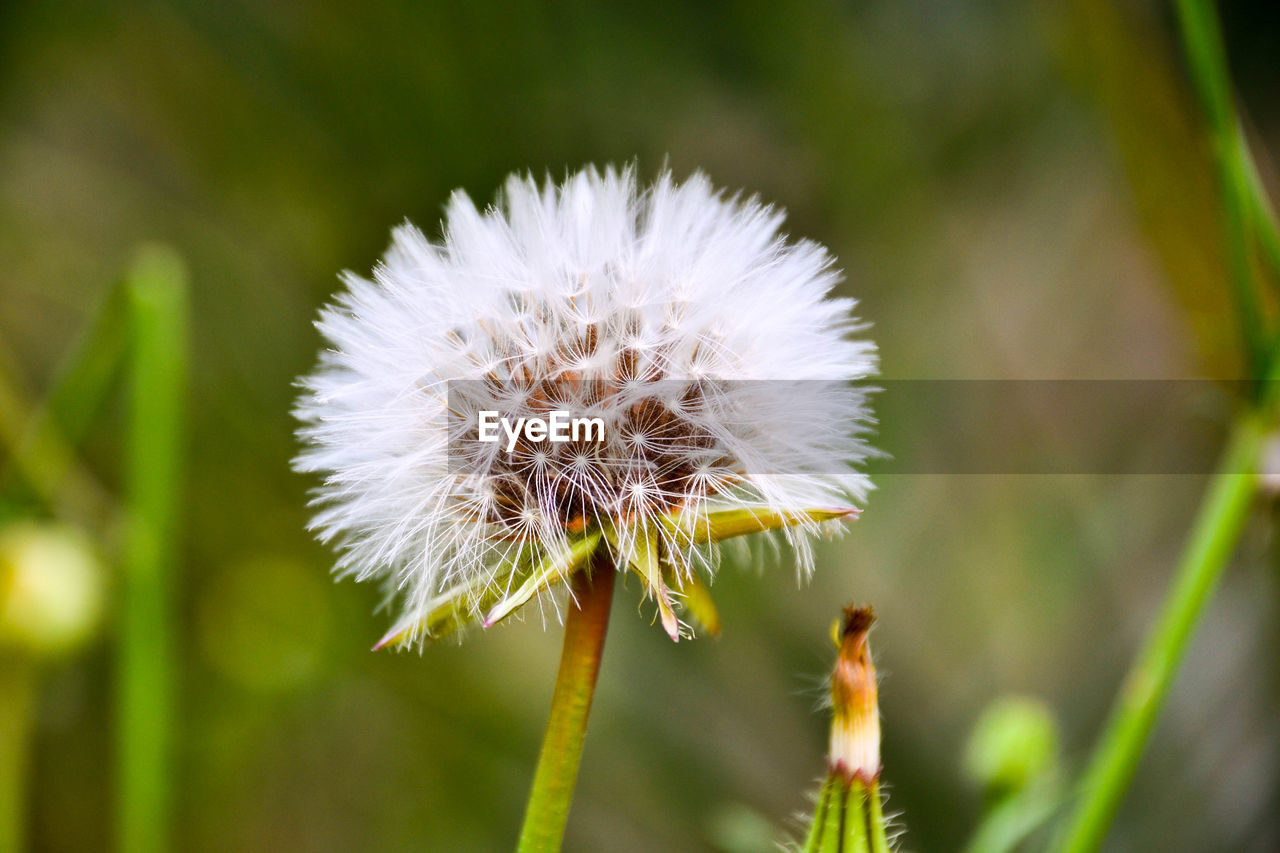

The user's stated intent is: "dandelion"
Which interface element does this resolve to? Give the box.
[296,165,875,643]
[294,165,877,847]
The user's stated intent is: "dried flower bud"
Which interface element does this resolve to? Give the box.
[800,604,895,852]
[830,605,880,784]
[0,521,104,659]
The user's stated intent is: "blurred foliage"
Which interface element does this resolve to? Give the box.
[1,0,1279,851]
[0,522,103,660]
[962,696,1061,853]
[965,697,1059,799]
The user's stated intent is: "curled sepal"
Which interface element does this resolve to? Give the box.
[661,505,859,547]
[482,532,603,627]
[602,522,681,641]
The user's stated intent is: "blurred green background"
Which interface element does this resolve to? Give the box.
[1,0,1278,850]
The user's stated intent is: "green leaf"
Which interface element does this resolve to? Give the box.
[0,279,128,526]
[961,783,1060,853]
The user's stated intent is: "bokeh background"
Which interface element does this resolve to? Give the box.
[2,0,1279,850]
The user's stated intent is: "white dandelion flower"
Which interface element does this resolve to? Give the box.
[294,165,877,647]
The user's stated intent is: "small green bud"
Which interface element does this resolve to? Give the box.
[964,696,1059,797]
[0,521,104,659]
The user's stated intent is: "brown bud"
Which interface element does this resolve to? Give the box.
[829,605,880,785]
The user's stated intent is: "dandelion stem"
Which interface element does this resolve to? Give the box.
[1052,412,1266,853]
[516,560,615,853]
[117,246,188,853]
[0,657,36,853]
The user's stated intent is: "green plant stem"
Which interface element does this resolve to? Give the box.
[117,247,188,853]
[1240,135,1280,284]
[1054,2,1280,847]
[0,656,36,853]
[2,279,128,521]
[516,561,616,853]
[0,342,111,529]
[1052,413,1266,853]
[1173,0,1267,372]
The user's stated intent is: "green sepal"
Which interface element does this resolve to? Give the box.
[661,505,858,547]
[867,780,891,853]
[800,774,883,853]
[373,569,512,650]
[373,534,600,649]
[665,568,721,638]
[482,532,602,627]
[602,522,680,641]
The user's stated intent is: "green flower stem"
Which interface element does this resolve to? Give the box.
[516,560,616,853]
[1054,1,1280,847]
[1240,135,1280,284]
[0,341,111,529]
[1053,412,1266,853]
[0,656,36,853]
[1173,0,1268,371]
[4,279,128,523]
[117,247,188,853]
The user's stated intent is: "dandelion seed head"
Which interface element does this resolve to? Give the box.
[294,165,877,643]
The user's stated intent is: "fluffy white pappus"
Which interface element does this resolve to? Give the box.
[294,165,878,643]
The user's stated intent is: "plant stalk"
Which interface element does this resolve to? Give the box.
[117,247,188,853]
[1173,0,1267,373]
[1054,0,1280,845]
[0,657,36,853]
[1052,413,1265,853]
[516,560,616,852]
